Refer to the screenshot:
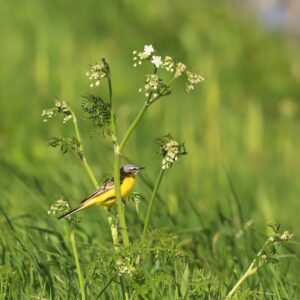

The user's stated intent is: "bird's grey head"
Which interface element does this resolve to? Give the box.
[120,164,144,176]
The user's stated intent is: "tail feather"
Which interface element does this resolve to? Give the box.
[58,205,85,220]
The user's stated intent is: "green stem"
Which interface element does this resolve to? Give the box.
[113,151,129,246]
[70,230,86,300]
[225,264,255,299]
[142,168,165,239]
[225,240,269,299]
[70,109,99,189]
[119,103,149,151]
[112,103,150,246]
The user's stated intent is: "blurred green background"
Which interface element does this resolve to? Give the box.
[0,0,300,291]
[1,0,299,227]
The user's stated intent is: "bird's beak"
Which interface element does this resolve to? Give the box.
[138,166,145,171]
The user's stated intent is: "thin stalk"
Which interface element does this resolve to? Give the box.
[225,241,268,299]
[119,103,149,151]
[142,168,165,238]
[70,230,86,300]
[70,109,99,188]
[225,264,256,299]
[112,102,149,246]
[113,152,129,246]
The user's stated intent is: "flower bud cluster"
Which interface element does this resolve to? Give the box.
[186,71,204,92]
[158,134,186,169]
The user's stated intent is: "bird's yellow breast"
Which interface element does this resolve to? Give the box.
[120,175,136,198]
[93,175,136,207]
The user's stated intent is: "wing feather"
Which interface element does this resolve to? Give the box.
[81,178,115,204]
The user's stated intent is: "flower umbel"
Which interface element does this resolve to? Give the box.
[158,134,187,169]
[42,100,72,124]
[139,74,171,103]
[86,61,110,88]
[133,45,204,96]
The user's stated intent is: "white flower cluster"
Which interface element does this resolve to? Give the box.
[186,71,204,93]
[133,44,155,67]
[48,199,70,216]
[42,100,72,124]
[86,62,109,88]
[133,45,170,70]
[134,44,204,98]
[161,140,180,170]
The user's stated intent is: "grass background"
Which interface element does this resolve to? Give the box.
[0,0,300,298]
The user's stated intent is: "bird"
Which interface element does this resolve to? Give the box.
[58,164,144,220]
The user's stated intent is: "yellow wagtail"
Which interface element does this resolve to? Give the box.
[59,164,144,220]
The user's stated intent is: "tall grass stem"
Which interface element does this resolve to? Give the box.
[70,230,86,300]
[112,103,149,246]
[142,168,165,238]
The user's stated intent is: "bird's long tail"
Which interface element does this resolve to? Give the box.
[58,204,86,220]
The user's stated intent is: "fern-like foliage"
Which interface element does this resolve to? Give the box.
[48,137,82,158]
[81,94,111,136]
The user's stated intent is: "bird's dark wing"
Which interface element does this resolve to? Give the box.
[80,178,115,204]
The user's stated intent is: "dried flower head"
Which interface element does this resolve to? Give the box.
[158,134,187,169]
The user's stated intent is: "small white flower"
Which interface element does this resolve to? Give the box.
[151,56,162,68]
[144,45,154,56]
